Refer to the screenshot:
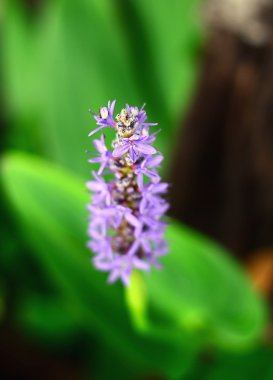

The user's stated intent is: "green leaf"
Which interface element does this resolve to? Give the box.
[144,223,267,349]
[2,2,43,116]
[187,346,273,380]
[2,2,46,154]
[2,0,203,174]
[1,151,197,379]
[131,0,203,119]
[1,151,267,377]
[18,295,80,345]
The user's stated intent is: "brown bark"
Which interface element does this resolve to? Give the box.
[169,25,273,263]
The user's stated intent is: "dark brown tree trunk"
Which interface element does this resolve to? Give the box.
[169,1,273,295]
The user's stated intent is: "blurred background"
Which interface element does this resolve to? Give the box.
[1,0,273,379]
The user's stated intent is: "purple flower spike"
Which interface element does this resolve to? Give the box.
[87,101,169,285]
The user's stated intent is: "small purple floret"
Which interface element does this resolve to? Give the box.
[113,135,157,163]
[88,100,116,136]
[87,101,169,285]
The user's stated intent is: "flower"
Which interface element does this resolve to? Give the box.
[87,101,169,285]
[113,135,157,163]
[140,182,169,212]
[126,103,158,134]
[135,155,163,189]
[88,237,113,259]
[88,134,111,175]
[86,171,111,206]
[94,254,149,286]
[88,100,116,136]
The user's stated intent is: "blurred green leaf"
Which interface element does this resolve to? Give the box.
[1,151,267,375]
[18,295,80,345]
[2,2,43,115]
[132,0,203,119]
[1,151,267,377]
[1,151,197,379]
[2,0,203,174]
[144,224,267,349]
[187,346,273,380]
[2,2,46,154]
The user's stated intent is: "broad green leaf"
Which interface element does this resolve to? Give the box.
[2,2,46,154]
[144,224,267,349]
[1,152,267,364]
[1,151,197,379]
[2,2,43,115]
[40,0,143,176]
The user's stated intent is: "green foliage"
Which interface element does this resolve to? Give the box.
[2,0,202,175]
[1,152,267,378]
[145,224,266,349]
[1,152,196,379]
[187,346,273,380]
[18,295,80,345]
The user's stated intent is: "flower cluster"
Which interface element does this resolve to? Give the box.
[87,101,169,285]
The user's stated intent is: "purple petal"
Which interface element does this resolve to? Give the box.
[88,157,102,163]
[91,170,99,180]
[147,255,163,269]
[137,111,147,126]
[109,99,116,115]
[127,240,140,256]
[98,161,107,175]
[113,144,129,157]
[133,257,150,271]
[88,125,108,137]
[113,212,123,228]
[129,146,137,162]
[86,181,103,191]
[140,237,151,253]
[146,155,163,168]
[136,143,157,155]
[142,122,158,128]
[141,134,156,143]
[108,269,120,284]
[146,170,160,181]
[125,212,141,229]
[89,218,106,239]
[121,271,131,286]
[93,139,106,154]
[154,183,169,193]
[94,259,113,271]
[139,198,148,214]
[137,172,143,190]
[105,192,111,206]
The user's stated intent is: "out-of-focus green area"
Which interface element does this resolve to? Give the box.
[0,1,271,379]
[2,0,201,174]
